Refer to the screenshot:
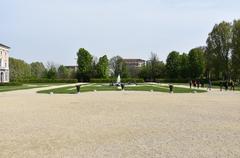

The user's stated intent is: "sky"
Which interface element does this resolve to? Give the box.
[0,0,239,65]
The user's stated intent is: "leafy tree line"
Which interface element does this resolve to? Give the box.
[139,48,205,81]
[206,20,240,80]
[9,19,240,82]
[9,58,76,81]
[76,48,129,81]
[140,19,240,81]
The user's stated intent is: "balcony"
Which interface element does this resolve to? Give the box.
[0,66,8,70]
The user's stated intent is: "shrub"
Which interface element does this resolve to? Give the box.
[155,78,190,83]
[90,78,144,83]
[13,79,78,83]
[0,82,23,86]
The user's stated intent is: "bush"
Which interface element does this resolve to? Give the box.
[0,82,23,86]
[13,79,78,83]
[121,78,144,83]
[155,78,190,83]
[90,78,144,83]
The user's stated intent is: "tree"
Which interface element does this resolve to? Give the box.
[139,65,150,80]
[139,53,165,81]
[46,62,58,79]
[96,55,109,78]
[9,57,31,81]
[149,53,165,81]
[232,20,240,79]
[166,51,180,78]
[58,65,70,79]
[109,56,128,78]
[206,21,232,80]
[77,48,93,81]
[179,53,190,78]
[30,62,46,79]
[188,48,205,79]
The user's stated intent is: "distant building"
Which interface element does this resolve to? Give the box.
[0,43,10,83]
[65,65,78,72]
[123,59,145,78]
[123,59,145,68]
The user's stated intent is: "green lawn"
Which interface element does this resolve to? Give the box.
[37,83,207,94]
[0,83,65,92]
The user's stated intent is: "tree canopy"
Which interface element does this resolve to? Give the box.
[77,48,93,81]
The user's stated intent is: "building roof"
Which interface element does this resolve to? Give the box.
[123,59,145,62]
[0,43,10,49]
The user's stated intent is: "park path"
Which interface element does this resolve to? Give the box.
[0,83,86,95]
[158,83,220,92]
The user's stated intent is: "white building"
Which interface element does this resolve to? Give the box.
[123,59,146,68]
[0,43,10,83]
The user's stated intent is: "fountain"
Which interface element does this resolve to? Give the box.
[117,74,121,85]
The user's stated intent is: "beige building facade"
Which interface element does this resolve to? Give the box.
[0,43,10,83]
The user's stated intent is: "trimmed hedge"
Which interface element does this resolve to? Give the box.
[12,79,78,83]
[211,80,239,86]
[0,82,23,86]
[90,78,144,83]
[155,79,190,83]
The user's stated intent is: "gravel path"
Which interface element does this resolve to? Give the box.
[0,90,240,158]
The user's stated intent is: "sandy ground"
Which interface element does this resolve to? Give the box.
[0,86,240,158]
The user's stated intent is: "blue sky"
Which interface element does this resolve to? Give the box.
[0,0,239,65]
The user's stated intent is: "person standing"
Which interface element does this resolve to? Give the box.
[220,81,223,91]
[189,80,192,89]
[208,79,212,91]
[225,81,229,91]
[232,81,235,91]
[197,80,200,88]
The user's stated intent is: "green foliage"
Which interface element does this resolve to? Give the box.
[77,48,93,81]
[0,82,23,86]
[155,78,190,83]
[188,48,205,78]
[166,51,180,78]
[139,53,165,81]
[96,55,109,78]
[58,65,70,79]
[232,20,240,79]
[30,62,46,79]
[46,66,57,79]
[17,79,78,83]
[179,53,189,78]
[110,56,129,78]
[90,78,144,83]
[9,57,31,81]
[206,21,232,80]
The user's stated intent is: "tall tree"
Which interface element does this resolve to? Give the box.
[110,56,128,78]
[96,55,109,78]
[166,51,180,78]
[30,62,46,79]
[147,53,165,81]
[58,65,70,79]
[206,21,232,80]
[188,48,205,79]
[232,20,240,79]
[46,62,58,79]
[9,57,31,81]
[179,53,190,79]
[77,48,93,81]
